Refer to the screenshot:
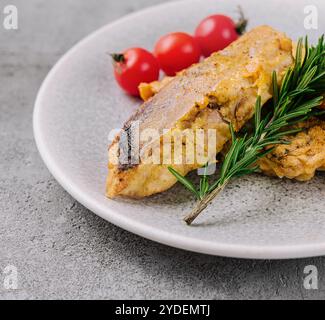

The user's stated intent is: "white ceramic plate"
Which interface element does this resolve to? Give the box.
[34,0,325,259]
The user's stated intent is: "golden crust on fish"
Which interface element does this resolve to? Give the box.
[259,119,325,181]
[140,81,325,182]
[107,26,294,198]
[139,77,173,101]
[107,107,231,198]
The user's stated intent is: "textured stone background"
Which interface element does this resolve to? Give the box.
[0,0,325,300]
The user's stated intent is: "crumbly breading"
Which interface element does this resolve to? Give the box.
[259,119,325,181]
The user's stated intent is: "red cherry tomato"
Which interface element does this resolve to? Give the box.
[112,48,160,96]
[154,32,201,76]
[195,15,239,57]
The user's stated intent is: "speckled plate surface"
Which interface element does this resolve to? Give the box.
[34,0,325,259]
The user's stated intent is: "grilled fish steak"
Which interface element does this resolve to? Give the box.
[107,26,294,198]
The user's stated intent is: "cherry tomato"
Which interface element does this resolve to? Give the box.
[195,15,240,57]
[112,48,160,96]
[154,32,201,76]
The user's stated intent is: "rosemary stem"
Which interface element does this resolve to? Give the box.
[184,183,228,225]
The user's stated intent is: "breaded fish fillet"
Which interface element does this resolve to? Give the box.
[140,82,325,182]
[107,26,294,198]
[259,119,325,181]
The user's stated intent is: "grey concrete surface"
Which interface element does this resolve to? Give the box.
[0,0,325,300]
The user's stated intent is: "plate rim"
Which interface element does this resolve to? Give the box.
[33,0,325,260]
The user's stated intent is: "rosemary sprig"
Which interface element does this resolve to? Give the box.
[169,35,325,225]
